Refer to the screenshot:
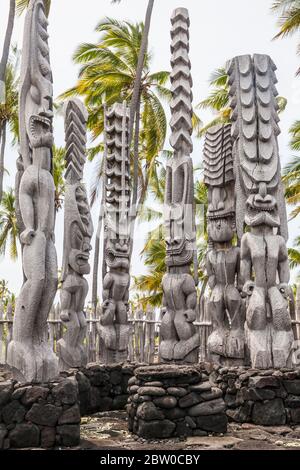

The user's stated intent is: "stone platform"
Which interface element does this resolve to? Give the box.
[127,364,227,438]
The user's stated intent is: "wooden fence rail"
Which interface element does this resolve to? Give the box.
[1,299,300,366]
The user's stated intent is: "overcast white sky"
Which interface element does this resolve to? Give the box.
[0,0,300,298]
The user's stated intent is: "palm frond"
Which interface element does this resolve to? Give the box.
[16,0,51,16]
[288,247,300,268]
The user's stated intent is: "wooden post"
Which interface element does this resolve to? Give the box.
[48,304,55,353]
[55,303,62,352]
[85,305,91,363]
[198,296,205,362]
[96,303,101,362]
[6,301,13,363]
[0,302,4,364]
[296,284,300,341]
[157,308,163,363]
[135,307,144,363]
[127,306,134,362]
[144,305,155,363]
[91,303,97,363]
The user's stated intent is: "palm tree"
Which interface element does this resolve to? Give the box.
[288,120,300,150]
[197,67,287,136]
[0,188,18,260]
[111,0,155,207]
[60,18,169,190]
[52,146,66,211]
[282,120,300,223]
[0,52,19,202]
[0,1,15,106]
[60,18,170,309]
[271,0,300,74]
[282,155,300,219]
[288,245,300,269]
[196,68,231,136]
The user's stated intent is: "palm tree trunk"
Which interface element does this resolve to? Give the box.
[92,204,104,313]
[0,0,16,104]
[129,94,141,256]
[0,121,7,203]
[129,0,154,212]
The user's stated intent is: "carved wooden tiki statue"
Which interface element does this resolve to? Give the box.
[227,54,294,368]
[160,8,200,363]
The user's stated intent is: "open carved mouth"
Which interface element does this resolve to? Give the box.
[29,114,53,146]
[106,249,130,268]
[107,249,129,260]
[166,237,185,253]
[246,194,277,213]
[208,210,235,220]
[76,253,89,266]
[245,208,280,227]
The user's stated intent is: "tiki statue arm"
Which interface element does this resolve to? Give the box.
[278,237,290,285]
[183,275,197,322]
[19,174,36,245]
[60,285,72,322]
[206,252,216,289]
[240,234,254,294]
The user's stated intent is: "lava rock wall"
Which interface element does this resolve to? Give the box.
[0,376,80,449]
[210,365,300,426]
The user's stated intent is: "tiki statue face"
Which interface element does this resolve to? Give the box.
[64,184,93,277]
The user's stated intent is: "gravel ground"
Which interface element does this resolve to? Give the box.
[78,410,300,451]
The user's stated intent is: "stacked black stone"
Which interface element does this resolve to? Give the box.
[0,376,80,449]
[210,365,300,426]
[75,363,135,415]
[127,365,227,439]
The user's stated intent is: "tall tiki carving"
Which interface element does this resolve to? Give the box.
[7,0,59,382]
[160,8,199,363]
[204,124,245,365]
[57,99,93,370]
[99,102,131,363]
[227,54,294,368]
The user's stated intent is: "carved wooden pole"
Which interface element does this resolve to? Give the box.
[98,102,131,364]
[203,124,245,365]
[7,0,58,382]
[296,283,300,341]
[57,99,93,371]
[159,8,199,363]
[227,54,294,368]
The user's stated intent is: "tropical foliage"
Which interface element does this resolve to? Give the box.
[282,155,300,220]
[0,50,19,202]
[60,18,171,205]
[52,146,66,211]
[0,188,18,260]
[16,0,51,16]
[271,0,300,74]
[197,67,287,136]
[0,279,15,306]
